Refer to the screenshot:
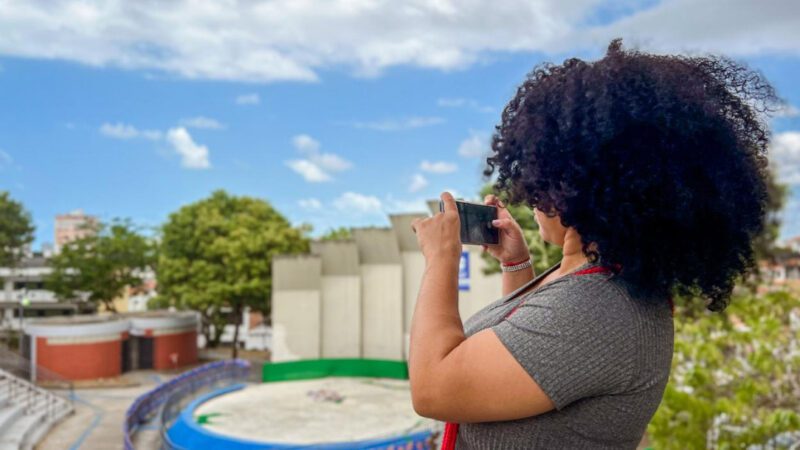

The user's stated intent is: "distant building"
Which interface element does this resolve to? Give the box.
[759,254,800,294]
[41,243,55,259]
[0,255,92,331]
[22,311,199,380]
[54,209,98,253]
[785,236,800,254]
[103,269,157,313]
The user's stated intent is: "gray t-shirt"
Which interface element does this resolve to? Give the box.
[453,260,674,449]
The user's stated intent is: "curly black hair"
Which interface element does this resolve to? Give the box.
[484,39,781,311]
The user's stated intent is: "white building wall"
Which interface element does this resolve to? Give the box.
[320,275,361,358]
[271,290,321,361]
[270,255,322,362]
[269,207,505,364]
[400,251,425,360]
[360,264,403,360]
[457,247,504,321]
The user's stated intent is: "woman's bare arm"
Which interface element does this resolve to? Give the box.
[501,264,534,296]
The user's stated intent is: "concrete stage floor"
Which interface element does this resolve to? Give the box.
[193,377,435,445]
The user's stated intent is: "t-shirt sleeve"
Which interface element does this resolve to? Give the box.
[490,278,636,410]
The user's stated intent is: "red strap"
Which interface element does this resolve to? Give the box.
[441,422,459,449]
[572,266,614,276]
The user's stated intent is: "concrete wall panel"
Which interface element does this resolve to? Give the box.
[311,240,362,358]
[271,255,322,362]
[457,247,504,321]
[360,265,403,360]
[320,275,361,358]
[271,290,321,361]
[400,251,425,360]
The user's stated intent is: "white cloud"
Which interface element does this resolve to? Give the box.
[292,134,320,153]
[0,149,12,168]
[235,93,261,105]
[166,127,211,169]
[285,159,331,182]
[286,134,352,182]
[437,97,494,113]
[347,117,444,132]
[100,122,162,140]
[571,0,800,57]
[771,131,800,185]
[333,192,383,215]
[298,198,322,210]
[311,152,352,173]
[180,116,225,130]
[409,173,429,193]
[1,1,799,83]
[458,131,489,158]
[420,160,458,174]
[383,195,431,214]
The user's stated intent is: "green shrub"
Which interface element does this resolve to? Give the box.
[648,290,800,449]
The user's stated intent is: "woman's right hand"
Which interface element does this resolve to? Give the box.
[483,194,531,265]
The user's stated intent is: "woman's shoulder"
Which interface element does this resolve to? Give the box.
[518,263,670,326]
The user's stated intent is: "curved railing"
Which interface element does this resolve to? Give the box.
[123,359,251,450]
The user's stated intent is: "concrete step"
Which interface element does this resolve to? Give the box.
[14,412,47,450]
[23,408,72,450]
[0,405,23,437]
[0,410,46,450]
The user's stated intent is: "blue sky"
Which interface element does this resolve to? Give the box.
[0,0,798,248]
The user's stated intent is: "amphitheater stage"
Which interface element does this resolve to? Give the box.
[166,377,438,449]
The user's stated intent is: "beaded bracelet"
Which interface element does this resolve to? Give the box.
[501,257,532,272]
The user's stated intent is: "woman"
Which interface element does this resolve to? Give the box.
[408,39,778,449]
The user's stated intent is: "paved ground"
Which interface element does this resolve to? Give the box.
[36,370,175,450]
[34,348,268,450]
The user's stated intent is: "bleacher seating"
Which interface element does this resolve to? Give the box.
[0,369,73,450]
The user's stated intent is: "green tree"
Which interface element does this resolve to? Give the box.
[478,183,562,275]
[156,190,309,358]
[46,219,155,312]
[321,226,352,241]
[648,290,800,448]
[0,191,35,267]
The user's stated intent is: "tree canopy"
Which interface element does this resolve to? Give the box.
[155,189,309,356]
[0,191,34,267]
[46,219,154,312]
[320,226,352,241]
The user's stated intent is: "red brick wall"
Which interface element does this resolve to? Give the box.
[36,336,121,380]
[153,330,197,370]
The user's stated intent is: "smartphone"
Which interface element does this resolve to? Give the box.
[439,199,499,245]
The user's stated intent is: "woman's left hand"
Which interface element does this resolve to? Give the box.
[410,192,462,265]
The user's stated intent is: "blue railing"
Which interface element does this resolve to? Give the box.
[123,359,251,450]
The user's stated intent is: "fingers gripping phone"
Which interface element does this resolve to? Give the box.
[440,199,500,245]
